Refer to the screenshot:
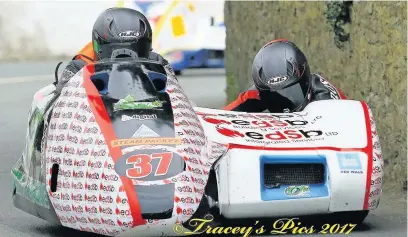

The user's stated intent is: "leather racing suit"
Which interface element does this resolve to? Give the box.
[224,73,347,112]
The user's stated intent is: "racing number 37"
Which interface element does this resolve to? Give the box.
[126,152,173,179]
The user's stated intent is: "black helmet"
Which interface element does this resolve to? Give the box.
[252,39,312,112]
[92,7,153,60]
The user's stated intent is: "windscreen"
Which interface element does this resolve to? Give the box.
[91,59,168,104]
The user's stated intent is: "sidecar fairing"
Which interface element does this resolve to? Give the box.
[12,58,221,237]
[193,99,384,224]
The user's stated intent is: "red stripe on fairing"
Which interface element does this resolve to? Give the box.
[361,102,373,209]
[82,65,146,227]
[228,101,373,209]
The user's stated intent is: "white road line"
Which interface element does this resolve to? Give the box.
[0,75,54,85]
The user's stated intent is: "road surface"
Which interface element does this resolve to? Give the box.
[0,61,405,237]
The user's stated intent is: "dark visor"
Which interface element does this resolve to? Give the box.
[260,77,310,112]
[276,80,309,107]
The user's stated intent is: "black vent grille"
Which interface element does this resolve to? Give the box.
[264,164,325,188]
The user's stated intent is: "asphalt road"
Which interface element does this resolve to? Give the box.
[0,61,406,237]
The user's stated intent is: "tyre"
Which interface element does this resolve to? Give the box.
[330,210,369,224]
[174,70,182,76]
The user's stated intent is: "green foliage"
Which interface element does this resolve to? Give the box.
[325,1,353,49]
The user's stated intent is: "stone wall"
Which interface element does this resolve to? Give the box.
[224,1,407,190]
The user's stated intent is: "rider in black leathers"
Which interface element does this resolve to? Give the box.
[224,39,347,113]
[55,7,171,92]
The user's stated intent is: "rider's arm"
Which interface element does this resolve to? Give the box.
[311,73,347,101]
[223,86,267,112]
[56,59,87,91]
[57,42,93,88]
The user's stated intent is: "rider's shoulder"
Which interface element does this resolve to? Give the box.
[311,72,328,82]
[310,73,334,88]
[69,58,88,68]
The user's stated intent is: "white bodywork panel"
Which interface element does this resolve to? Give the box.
[215,149,367,218]
[193,99,383,218]
[194,100,367,149]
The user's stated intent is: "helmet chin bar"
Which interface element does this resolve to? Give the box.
[256,79,311,113]
[286,81,312,113]
[289,90,311,113]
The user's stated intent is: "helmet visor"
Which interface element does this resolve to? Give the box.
[260,75,310,112]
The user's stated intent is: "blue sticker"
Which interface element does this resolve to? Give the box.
[337,152,363,174]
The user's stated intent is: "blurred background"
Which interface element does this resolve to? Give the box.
[0,1,406,237]
[0,0,227,106]
[0,0,226,72]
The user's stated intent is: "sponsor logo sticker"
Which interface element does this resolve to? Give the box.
[121,114,157,121]
[118,30,141,39]
[216,126,325,140]
[111,137,182,147]
[131,124,160,138]
[266,75,288,86]
[337,152,363,174]
[284,185,310,197]
[113,95,163,111]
